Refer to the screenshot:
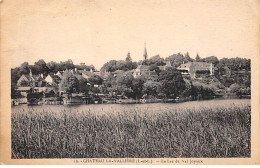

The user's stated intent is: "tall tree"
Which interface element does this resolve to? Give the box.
[88,74,103,85]
[47,61,59,73]
[78,78,89,94]
[195,53,201,62]
[59,70,79,93]
[158,67,186,98]
[143,80,162,97]
[165,53,185,68]
[146,55,165,66]
[131,77,145,99]
[125,52,132,62]
[101,60,137,72]
[18,62,30,76]
[204,56,219,65]
[184,52,194,62]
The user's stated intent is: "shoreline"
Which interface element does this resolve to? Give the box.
[11,96,251,107]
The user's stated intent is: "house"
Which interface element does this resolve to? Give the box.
[45,74,61,85]
[133,65,158,78]
[112,70,125,77]
[17,69,46,87]
[55,71,63,79]
[61,68,84,80]
[78,69,95,79]
[177,62,214,78]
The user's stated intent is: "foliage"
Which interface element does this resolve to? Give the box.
[11,103,251,158]
[158,68,186,98]
[88,74,103,85]
[184,52,194,62]
[59,70,79,93]
[125,52,132,62]
[204,56,219,65]
[149,64,161,75]
[195,53,202,62]
[191,81,215,100]
[236,88,251,97]
[32,59,50,75]
[44,90,56,98]
[11,83,23,99]
[131,77,146,99]
[143,80,162,97]
[165,53,185,68]
[101,60,137,72]
[27,91,44,100]
[78,78,90,94]
[145,55,165,66]
[217,57,250,71]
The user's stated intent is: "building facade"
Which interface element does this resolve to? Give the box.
[177,62,214,78]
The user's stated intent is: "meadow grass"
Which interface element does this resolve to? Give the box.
[11,104,251,158]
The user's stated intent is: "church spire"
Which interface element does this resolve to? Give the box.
[143,41,148,62]
[29,68,33,77]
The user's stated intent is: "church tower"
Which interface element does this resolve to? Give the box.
[143,41,148,64]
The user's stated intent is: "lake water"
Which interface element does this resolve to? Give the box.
[12,98,251,114]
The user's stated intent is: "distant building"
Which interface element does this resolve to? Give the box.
[55,71,64,79]
[16,69,60,97]
[17,69,46,87]
[112,70,125,77]
[177,62,214,78]
[45,73,61,85]
[133,65,158,78]
[79,69,95,79]
[158,61,172,71]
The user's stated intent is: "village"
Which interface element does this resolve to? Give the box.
[11,45,251,106]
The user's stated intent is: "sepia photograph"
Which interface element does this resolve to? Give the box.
[1,0,260,165]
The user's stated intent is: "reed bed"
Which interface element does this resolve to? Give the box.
[11,104,251,158]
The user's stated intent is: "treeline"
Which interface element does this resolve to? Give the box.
[101,52,250,71]
[11,59,95,84]
[100,52,221,72]
[100,52,251,88]
[11,52,251,100]
[101,67,217,100]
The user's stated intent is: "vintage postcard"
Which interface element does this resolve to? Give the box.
[1,0,260,165]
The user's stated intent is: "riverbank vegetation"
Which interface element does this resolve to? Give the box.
[12,103,251,158]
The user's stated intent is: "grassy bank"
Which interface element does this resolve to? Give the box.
[11,104,251,158]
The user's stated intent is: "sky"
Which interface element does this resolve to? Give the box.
[2,0,259,70]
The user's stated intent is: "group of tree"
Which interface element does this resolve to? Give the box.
[59,70,103,95]
[101,66,222,100]
[102,67,187,99]
[101,52,250,89]
[11,59,95,86]
[101,52,137,72]
[214,57,251,87]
